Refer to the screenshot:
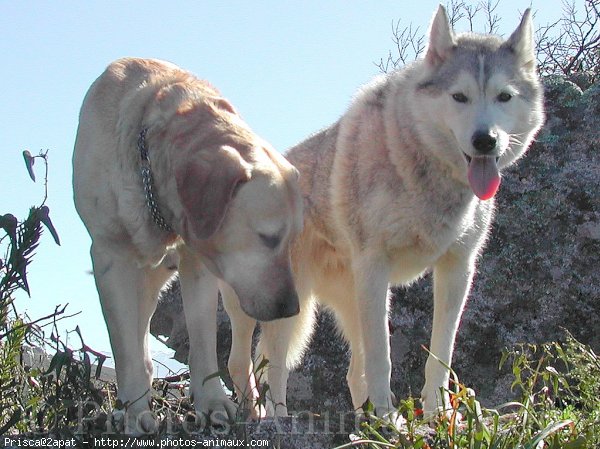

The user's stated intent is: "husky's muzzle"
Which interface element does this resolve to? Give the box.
[471,130,498,154]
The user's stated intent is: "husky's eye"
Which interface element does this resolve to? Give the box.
[259,233,280,249]
[497,92,512,102]
[452,93,469,103]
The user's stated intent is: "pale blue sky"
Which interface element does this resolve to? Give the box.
[1,1,563,370]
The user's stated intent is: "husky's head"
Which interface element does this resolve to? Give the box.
[417,6,544,200]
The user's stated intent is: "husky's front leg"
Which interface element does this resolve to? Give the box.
[353,254,395,418]
[422,250,475,415]
[178,248,237,423]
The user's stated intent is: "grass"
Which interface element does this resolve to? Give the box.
[1,320,599,449]
[342,332,600,449]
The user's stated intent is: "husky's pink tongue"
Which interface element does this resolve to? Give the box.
[467,156,501,200]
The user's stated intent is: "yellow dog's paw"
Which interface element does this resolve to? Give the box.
[112,407,159,436]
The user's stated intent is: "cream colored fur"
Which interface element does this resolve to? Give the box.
[73,58,302,433]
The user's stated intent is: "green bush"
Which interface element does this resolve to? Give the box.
[348,332,600,448]
[0,151,107,436]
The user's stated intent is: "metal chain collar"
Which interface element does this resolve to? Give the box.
[137,128,173,233]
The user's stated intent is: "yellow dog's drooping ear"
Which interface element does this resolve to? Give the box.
[176,96,238,117]
[149,81,238,130]
[176,145,252,240]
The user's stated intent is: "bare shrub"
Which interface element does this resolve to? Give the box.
[376,0,599,84]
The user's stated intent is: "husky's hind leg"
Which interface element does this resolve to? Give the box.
[220,281,263,419]
[317,270,367,410]
[331,300,367,410]
[256,295,317,416]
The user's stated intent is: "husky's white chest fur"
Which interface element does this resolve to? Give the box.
[330,72,496,285]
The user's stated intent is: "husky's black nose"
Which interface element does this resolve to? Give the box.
[472,131,497,153]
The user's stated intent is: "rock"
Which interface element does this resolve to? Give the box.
[150,279,189,364]
[150,77,600,417]
[231,415,355,449]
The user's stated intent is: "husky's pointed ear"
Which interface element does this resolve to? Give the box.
[425,5,456,67]
[503,8,536,70]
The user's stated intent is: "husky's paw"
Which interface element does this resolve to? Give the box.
[421,389,464,424]
[421,406,463,427]
[360,395,406,429]
[377,408,407,429]
[357,406,406,430]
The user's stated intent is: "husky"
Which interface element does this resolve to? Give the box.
[222,5,544,420]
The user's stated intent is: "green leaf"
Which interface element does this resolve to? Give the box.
[0,214,18,244]
[83,350,92,383]
[202,368,228,386]
[22,150,36,182]
[524,420,573,449]
[37,206,60,245]
[563,436,587,449]
[94,354,107,380]
[361,398,374,414]
[0,409,21,434]
[257,382,270,407]
[499,350,510,370]
[45,350,69,377]
[254,356,270,374]
[14,253,31,296]
[413,439,425,449]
